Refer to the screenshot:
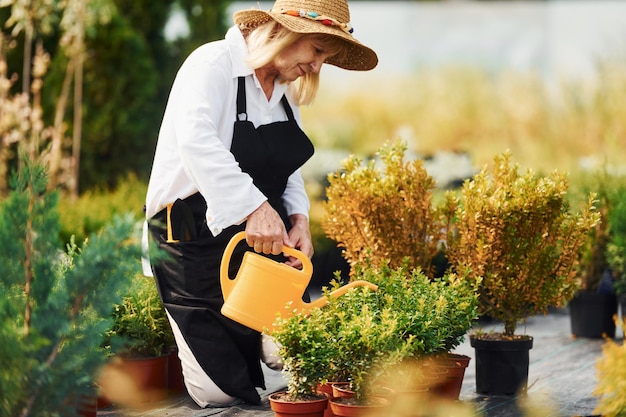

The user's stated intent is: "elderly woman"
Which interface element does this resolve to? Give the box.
[143,0,377,408]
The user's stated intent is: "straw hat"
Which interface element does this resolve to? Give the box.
[233,0,378,71]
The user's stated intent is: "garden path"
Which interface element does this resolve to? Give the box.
[97,308,622,417]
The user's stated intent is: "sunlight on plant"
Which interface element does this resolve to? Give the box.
[386,390,480,416]
[360,355,482,416]
[323,140,441,277]
[444,151,600,336]
[0,32,53,194]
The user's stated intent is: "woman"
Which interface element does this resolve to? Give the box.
[143,0,377,408]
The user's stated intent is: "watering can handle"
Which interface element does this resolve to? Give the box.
[220,231,314,299]
[308,280,379,309]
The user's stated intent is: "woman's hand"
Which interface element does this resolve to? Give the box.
[245,201,289,255]
[284,214,313,269]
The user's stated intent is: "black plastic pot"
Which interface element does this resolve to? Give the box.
[470,335,534,396]
[569,292,617,339]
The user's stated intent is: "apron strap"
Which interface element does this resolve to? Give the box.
[236,77,247,121]
[236,76,295,122]
[280,96,296,121]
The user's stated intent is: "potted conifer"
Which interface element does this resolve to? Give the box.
[443,151,599,395]
[603,178,626,322]
[584,175,626,326]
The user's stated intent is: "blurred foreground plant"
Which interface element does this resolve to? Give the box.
[593,319,626,417]
[0,155,143,417]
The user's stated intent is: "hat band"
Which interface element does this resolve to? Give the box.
[274,8,354,34]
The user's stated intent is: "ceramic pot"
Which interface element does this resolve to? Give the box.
[98,354,169,404]
[269,391,329,417]
[168,347,185,394]
[317,382,340,417]
[429,353,470,400]
[470,335,533,396]
[76,394,97,417]
[569,291,618,339]
[331,382,354,399]
[329,397,389,417]
[96,392,112,410]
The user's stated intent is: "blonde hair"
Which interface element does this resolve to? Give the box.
[244,21,349,105]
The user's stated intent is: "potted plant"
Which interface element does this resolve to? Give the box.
[269,304,337,417]
[271,262,411,417]
[98,275,175,406]
[271,257,478,417]
[609,246,626,321]
[361,259,478,401]
[315,273,409,417]
[443,151,599,395]
[322,140,442,279]
[321,140,478,400]
[568,171,620,339]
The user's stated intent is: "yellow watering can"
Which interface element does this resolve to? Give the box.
[220,231,377,333]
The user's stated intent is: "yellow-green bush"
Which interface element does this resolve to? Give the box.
[59,174,147,245]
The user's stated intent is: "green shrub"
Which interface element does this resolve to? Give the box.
[272,259,478,403]
[271,305,336,399]
[606,179,626,295]
[0,157,143,417]
[107,275,174,358]
[59,174,147,245]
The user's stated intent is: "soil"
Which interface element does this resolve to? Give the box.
[330,396,387,407]
[471,332,533,341]
[270,392,327,402]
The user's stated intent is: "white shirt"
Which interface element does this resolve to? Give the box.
[142,26,310,274]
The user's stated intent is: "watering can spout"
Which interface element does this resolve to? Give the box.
[219,232,377,333]
[306,280,379,311]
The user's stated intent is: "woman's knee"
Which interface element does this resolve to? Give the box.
[166,311,242,407]
[185,377,242,408]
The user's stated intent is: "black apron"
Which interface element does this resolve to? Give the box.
[148,77,314,404]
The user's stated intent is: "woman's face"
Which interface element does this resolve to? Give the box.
[272,36,334,82]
